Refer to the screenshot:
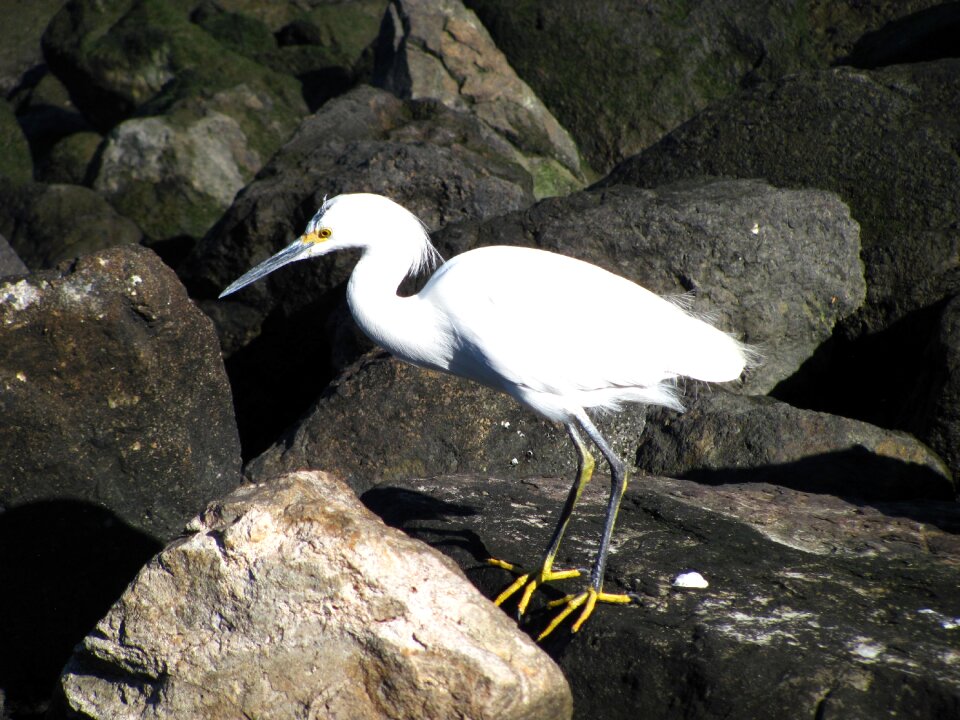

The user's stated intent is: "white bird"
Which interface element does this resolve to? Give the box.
[221,193,750,638]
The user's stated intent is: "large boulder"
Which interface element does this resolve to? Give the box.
[60,471,573,720]
[463,0,951,172]
[602,61,960,338]
[0,244,240,539]
[374,0,587,197]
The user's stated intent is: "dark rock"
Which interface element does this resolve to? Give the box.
[0,244,241,540]
[34,130,102,185]
[843,3,960,68]
[248,353,951,505]
[363,470,960,719]
[636,392,954,502]
[0,181,142,270]
[600,61,960,481]
[463,0,949,173]
[0,99,32,185]
[601,61,960,338]
[432,179,865,394]
[9,69,92,163]
[59,471,572,720]
[0,234,28,278]
[0,0,65,97]
[181,84,536,457]
[373,0,587,197]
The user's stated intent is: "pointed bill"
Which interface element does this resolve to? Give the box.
[219,238,312,298]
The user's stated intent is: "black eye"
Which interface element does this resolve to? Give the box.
[318,228,332,238]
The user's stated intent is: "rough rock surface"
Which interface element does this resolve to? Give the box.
[60,471,573,720]
[603,61,960,338]
[0,181,143,270]
[0,244,240,539]
[464,0,951,171]
[0,99,32,184]
[0,234,28,278]
[363,471,960,719]
[248,353,951,507]
[636,392,954,501]
[374,0,585,196]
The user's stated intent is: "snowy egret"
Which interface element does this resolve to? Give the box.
[221,193,750,638]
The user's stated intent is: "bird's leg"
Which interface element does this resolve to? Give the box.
[538,411,634,640]
[489,424,593,615]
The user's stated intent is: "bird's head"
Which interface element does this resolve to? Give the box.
[219,193,438,298]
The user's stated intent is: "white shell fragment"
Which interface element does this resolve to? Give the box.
[673,571,709,589]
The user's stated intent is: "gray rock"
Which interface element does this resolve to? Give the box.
[0,181,143,270]
[636,391,954,501]
[433,179,865,394]
[60,470,573,720]
[602,61,960,338]
[364,470,960,719]
[0,233,28,278]
[463,0,950,172]
[93,110,261,243]
[0,244,240,540]
[374,0,587,197]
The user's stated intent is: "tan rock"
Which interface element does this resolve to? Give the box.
[60,470,572,720]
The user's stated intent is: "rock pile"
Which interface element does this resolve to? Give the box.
[1,1,958,718]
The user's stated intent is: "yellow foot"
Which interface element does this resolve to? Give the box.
[487,558,581,616]
[537,587,633,640]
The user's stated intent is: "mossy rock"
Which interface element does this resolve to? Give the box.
[0,99,32,184]
[37,131,103,185]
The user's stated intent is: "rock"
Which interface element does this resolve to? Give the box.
[362,470,960,719]
[202,0,389,111]
[843,3,960,68]
[904,295,960,487]
[0,234,28,278]
[42,0,307,136]
[248,352,951,505]
[0,0,65,97]
[601,61,960,481]
[35,130,102,185]
[636,392,954,501]
[0,181,143,270]
[0,244,240,540]
[602,61,960,338]
[9,69,91,163]
[432,179,864,394]
[92,110,261,244]
[463,0,950,172]
[59,470,573,720]
[180,84,536,456]
[0,99,32,185]
[374,0,586,197]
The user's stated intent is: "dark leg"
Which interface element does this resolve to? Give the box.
[491,423,593,612]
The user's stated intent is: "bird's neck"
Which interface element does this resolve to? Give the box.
[347,246,442,367]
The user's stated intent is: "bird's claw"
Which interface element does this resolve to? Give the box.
[487,558,581,616]
[537,587,634,640]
